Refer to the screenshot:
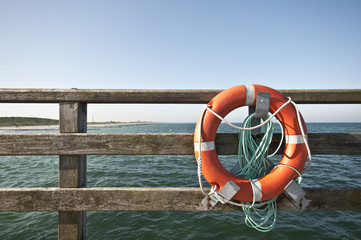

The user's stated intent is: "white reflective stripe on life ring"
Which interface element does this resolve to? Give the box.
[285,135,308,144]
[250,179,262,202]
[245,85,255,106]
[194,141,216,151]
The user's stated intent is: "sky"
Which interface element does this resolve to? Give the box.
[0,0,360,122]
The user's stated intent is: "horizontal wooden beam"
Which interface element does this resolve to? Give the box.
[0,133,192,155]
[0,133,360,155]
[0,89,360,104]
[0,187,359,212]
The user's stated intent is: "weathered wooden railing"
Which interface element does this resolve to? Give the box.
[0,88,361,240]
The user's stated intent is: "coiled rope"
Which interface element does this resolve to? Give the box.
[235,112,280,232]
[196,97,312,231]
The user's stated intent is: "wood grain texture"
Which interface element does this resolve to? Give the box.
[0,187,359,212]
[0,133,360,155]
[59,102,87,188]
[59,102,87,133]
[0,88,360,103]
[58,211,86,240]
[58,102,87,240]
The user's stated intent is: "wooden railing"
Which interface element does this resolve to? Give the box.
[0,88,360,240]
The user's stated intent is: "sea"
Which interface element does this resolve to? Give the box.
[0,122,360,240]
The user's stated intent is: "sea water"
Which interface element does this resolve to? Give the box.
[0,123,360,239]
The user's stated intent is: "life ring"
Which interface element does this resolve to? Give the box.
[194,84,308,202]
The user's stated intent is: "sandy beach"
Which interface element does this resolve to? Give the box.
[0,122,151,131]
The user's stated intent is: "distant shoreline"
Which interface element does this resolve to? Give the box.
[0,122,152,130]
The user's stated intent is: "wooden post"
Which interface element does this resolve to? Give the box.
[58,102,87,240]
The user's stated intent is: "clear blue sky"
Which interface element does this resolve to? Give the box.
[0,0,360,122]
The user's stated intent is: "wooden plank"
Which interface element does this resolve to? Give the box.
[58,102,87,240]
[0,133,360,155]
[217,132,361,155]
[0,88,360,104]
[0,89,220,103]
[280,89,361,104]
[0,187,360,211]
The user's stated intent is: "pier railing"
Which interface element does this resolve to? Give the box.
[0,88,360,240]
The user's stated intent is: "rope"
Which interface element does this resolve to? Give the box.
[204,97,292,131]
[290,101,312,174]
[197,107,207,196]
[235,113,275,178]
[276,164,303,184]
[196,96,312,231]
[236,113,278,232]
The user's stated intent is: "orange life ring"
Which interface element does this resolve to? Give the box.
[194,84,308,202]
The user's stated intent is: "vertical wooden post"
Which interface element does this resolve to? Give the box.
[58,102,87,240]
